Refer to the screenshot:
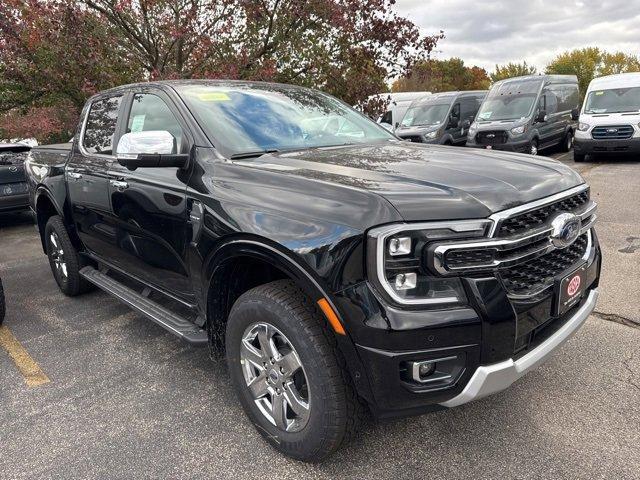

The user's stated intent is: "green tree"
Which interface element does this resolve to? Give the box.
[391,58,490,93]
[490,61,537,82]
[545,47,601,98]
[600,52,640,76]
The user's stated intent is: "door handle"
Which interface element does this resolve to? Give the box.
[110,180,129,192]
[68,172,82,180]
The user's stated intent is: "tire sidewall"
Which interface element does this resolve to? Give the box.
[226,294,342,460]
[45,220,70,292]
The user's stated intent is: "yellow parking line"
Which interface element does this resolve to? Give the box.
[0,326,50,387]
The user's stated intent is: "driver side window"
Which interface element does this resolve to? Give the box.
[127,94,184,154]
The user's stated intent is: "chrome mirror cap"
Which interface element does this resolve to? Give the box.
[116,130,176,160]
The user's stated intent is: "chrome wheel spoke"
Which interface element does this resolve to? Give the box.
[241,339,266,369]
[283,382,309,418]
[271,392,287,430]
[247,373,269,399]
[50,234,58,249]
[279,352,301,376]
[257,324,279,360]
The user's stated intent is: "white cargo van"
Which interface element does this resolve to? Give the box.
[369,92,431,131]
[574,72,640,161]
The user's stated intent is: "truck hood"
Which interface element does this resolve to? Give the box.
[235,141,584,222]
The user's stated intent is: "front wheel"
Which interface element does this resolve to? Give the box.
[225,280,363,462]
[45,216,91,296]
[528,139,539,156]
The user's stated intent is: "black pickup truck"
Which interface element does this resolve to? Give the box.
[25,80,601,462]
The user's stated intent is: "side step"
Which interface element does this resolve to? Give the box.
[80,266,208,346]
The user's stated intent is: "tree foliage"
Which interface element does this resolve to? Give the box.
[392,57,490,93]
[546,48,640,97]
[490,61,537,82]
[1,0,443,142]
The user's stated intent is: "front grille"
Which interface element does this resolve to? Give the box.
[445,248,495,267]
[0,182,28,196]
[476,130,508,145]
[401,135,423,143]
[496,190,590,237]
[499,233,589,296]
[591,125,634,140]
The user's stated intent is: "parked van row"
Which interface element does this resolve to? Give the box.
[378,74,586,156]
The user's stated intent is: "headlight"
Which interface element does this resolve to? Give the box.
[510,125,526,135]
[424,131,438,140]
[367,220,491,305]
[578,122,590,132]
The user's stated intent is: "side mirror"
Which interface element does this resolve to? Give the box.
[571,108,580,121]
[395,122,400,129]
[448,116,460,128]
[116,131,189,171]
[461,119,471,129]
[536,110,547,123]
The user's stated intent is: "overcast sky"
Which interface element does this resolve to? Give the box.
[393,0,640,73]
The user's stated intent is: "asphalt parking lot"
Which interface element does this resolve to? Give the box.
[1,150,639,480]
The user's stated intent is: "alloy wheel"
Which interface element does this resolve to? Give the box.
[240,322,310,433]
[49,232,68,280]
[530,142,538,155]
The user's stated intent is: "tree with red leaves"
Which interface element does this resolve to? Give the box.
[1,0,442,142]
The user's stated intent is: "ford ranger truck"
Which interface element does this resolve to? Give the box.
[25,81,601,462]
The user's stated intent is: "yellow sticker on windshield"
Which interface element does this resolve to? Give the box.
[195,92,231,101]
[595,91,604,95]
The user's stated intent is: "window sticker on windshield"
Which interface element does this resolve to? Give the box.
[193,92,231,101]
[595,91,604,95]
[130,115,145,132]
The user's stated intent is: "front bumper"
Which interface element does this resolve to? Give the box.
[335,231,601,419]
[574,136,640,154]
[441,289,598,407]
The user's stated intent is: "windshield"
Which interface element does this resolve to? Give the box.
[176,83,394,157]
[477,78,542,121]
[584,87,640,113]
[401,104,449,127]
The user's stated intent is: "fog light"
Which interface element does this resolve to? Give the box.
[410,360,437,382]
[394,272,417,290]
[389,236,411,256]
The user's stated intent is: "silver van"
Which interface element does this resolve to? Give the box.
[466,75,580,155]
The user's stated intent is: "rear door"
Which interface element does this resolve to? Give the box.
[106,89,194,299]
[66,94,125,255]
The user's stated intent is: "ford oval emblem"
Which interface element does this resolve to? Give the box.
[607,128,618,133]
[550,213,581,249]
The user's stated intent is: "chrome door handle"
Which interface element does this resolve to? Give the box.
[68,172,82,179]
[110,180,129,192]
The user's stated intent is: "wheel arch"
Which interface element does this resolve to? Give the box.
[34,188,64,253]
[203,236,346,350]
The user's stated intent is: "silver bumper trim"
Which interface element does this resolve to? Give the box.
[440,288,599,408]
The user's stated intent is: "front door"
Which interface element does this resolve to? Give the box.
[107,90,193,300]
[66,94,124,256]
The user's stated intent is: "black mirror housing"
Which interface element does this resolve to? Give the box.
[571,108,580,121]
[536,110,547,123]
[118,153,190,171]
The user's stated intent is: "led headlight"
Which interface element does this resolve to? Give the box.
[367,220,491,305]
[424,130,438,140]
[578,122,590,132]
[510,125,526,135]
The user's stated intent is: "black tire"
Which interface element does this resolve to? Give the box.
[574,152,586,162]
[225,280,364,462]
[0,277,5,325]
[44,215,91,296]
[561,130,574,152]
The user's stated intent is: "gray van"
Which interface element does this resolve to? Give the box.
[395,91,487,145]
[466,75,580,155]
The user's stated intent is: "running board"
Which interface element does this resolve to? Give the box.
[80,266,208,346]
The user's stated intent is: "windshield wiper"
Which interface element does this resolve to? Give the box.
[230,149,279,160]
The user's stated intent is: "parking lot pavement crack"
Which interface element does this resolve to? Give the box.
[592,311,640,329]
[621,354,640,391]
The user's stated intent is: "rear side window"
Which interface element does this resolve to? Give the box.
[82,96,122,155]
[460,97,481,121]
[127,94,183,153]
[547,84,579,112]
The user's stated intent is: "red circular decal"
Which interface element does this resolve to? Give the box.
[567,275,581,296]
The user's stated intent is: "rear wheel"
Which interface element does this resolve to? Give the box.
[45,216,91,296]
[225,280,363,462]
